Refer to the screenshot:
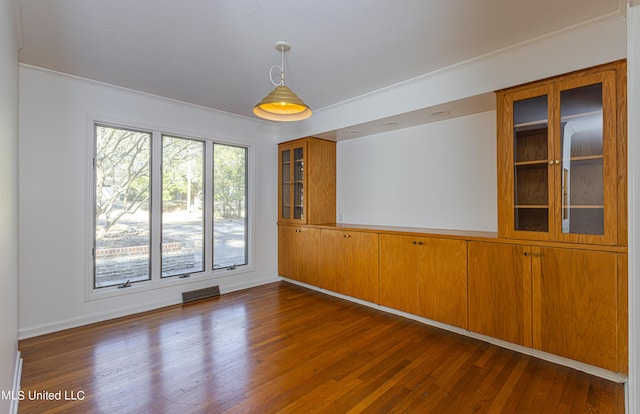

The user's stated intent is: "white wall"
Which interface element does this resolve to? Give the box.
[18,66,279,338]
[303,15,627,237]
[0,0,19,411]
[337,111,497,231]
[278,17,627,142]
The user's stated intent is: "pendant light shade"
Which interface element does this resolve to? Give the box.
[253,41,312,122]
[253,85,312,121]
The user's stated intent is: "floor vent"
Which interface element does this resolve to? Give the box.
[182,286,220,304]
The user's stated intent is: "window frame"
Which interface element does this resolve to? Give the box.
[212,142,249,271]
[84,115,255,301]
[93,123,153,289]
[160,134,207,279]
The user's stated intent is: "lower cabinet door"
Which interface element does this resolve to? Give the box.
[533,247,619,372]
[319,229,347,294]
[345,231,379,303]
[468,242,533,347]
[417,238,468,329]
[380,235,468,328]
[379,234,419,314]
[319,229,379,302]
[278,225,321,285]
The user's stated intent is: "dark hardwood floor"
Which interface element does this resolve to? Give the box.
[19,281,625,413]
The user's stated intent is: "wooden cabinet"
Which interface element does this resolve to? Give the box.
[468,242,533,347]
[278,225,321,285]
[469,241,626,372]
[379,235,419,314]
[319,229,379,303]
[532,247,620,372]
[380,234,468,328]
[276,61,628,375]
[278,137,336,225]
[417,237,468,329]
[496,61,626,245]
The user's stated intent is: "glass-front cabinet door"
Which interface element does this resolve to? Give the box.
[278,141,307,223]
[499,68,617,245]
[501,85,556,241]
[513,89,555,238]
[555,71,616,244]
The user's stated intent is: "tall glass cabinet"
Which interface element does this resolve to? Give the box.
[278,137,336,225]
[497,63,623,245]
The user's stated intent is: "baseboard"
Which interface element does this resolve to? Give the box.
[283,278,628,384]
[19,275,280,339]
[9,351,22,414]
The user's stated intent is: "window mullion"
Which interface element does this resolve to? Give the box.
[204,140,214,272]
[150,131,163,282]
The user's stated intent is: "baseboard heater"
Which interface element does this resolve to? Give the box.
[182,286,220,304]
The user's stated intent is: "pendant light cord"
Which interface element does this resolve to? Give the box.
[269,45,285,87]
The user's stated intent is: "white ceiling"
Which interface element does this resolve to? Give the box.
[17,0,624,124]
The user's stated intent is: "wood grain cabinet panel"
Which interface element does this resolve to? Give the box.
[278,225,321,286]
[320,229,379,303]
[468,242,533,347]
[469,242,623,372]
[317,229,347,295]
[532,247,619,372]
[496,61,626,246]
[417,238,468,329]
[618,253,628,374]
[379,235,419,314]
[278,137,336,225]
[380,234,467,328]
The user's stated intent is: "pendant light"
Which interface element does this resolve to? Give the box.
[253,41,312,122]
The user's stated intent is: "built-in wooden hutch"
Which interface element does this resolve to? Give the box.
[277,60,628,375]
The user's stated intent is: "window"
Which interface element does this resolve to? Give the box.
[94,125,152,288]
[162,136,205,277]
[213,143,247,269]
[92,123,249,289]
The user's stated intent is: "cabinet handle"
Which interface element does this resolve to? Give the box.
[555,160,560,165]
[548,160,554,165]
[344,234,351,238]
[524,252,529,256]
[412,241,417,245]
[418,242,423,245]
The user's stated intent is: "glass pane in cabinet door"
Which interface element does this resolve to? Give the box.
[559,83,604,235]
[512,95,549,232]
[281,149,291,219]
[293,147,304,220]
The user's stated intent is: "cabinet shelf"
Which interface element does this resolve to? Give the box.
[515,205,549,209]
[514,119,548,129]
[514,110,603,129]
[564,205,604,209]
[565,155,603,162]
[515,160,548,166]
[560,110,602,122]
[514,155,604,168]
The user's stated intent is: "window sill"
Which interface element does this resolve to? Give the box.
[83,265,254,302]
